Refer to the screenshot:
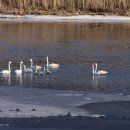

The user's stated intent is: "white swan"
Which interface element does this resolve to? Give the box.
[15,61,23,74]
[30,59,42,70]
[92,63,108,75]
[46,57,60,69]
[23,65,32,73]
[0,61,12,74]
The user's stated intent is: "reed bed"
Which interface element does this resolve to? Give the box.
[0,0,130,15]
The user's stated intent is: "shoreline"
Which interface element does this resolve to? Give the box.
[0,101,130,129]
[0,14,130,22]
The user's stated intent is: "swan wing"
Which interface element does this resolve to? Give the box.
[23,68,32,73]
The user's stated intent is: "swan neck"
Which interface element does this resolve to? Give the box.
[92,65,94,74]
[44,66,45,72]
[24,65,26,69]
[35,67,38,73]
[20,62,23,71]
[8,62,11,72]
[46,57,49,66]
[31,60,33,68]
[95,64,97,73]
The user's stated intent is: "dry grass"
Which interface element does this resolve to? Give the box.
[0,0,130,15]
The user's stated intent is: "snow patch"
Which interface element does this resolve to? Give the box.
[0,14,130,22]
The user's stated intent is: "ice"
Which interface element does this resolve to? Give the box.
[0,86,129,118]
[0,14,130,22]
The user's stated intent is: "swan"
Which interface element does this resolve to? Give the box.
[23,65,32,73]
[0,61,12,74]
[34,66,45,76]
[15,61,23,74]
[46,57,60,69]
[30,59,42,70]
[92,63,108,75]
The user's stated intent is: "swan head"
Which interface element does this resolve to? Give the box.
[21,61,23,64]
[94,63,98,65]
[92,64,95,68]
[30,59,32,61]
[9,61,12,64]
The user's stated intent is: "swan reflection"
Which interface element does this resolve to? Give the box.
[16,74,23,87]
[23,72,33,87]
[45,74,50,85]
[1,73,11,85]
[92,75,106,91]
[0,70,50,87]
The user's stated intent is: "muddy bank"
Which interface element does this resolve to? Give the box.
[0,9,130,16]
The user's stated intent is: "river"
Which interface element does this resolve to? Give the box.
[0,20,130,129]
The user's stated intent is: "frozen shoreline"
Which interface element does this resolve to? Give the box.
[0,101,130,129]
[1,14,130,22]
[0,86,130,118]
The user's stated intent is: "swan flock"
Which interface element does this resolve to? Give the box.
[0,57,108,76]
[0,57,60,75]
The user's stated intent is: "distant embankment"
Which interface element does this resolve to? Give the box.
[0,0,130,16]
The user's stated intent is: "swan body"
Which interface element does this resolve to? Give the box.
[48,63,60,69]
[35,65,43,70]
[93,70,108,75]
[92,63,108,75]
[1,61,12,74]
[15,61,23,74]
[34,66,45,76]
[46,57,60,69]
[1,70,10,75]
[23,65,32,73]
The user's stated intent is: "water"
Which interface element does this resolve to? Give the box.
[0,21,130,93]
[0,21,130,120]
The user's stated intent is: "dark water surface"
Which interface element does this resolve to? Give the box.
[0,21,130,94]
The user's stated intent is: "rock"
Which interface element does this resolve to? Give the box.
[32,109,36,111]
[16,108,20,112]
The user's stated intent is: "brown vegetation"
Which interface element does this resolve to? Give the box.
[0,0,130,15]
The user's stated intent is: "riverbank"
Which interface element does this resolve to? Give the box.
[0,86,130,129]
[0,0,129,16]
